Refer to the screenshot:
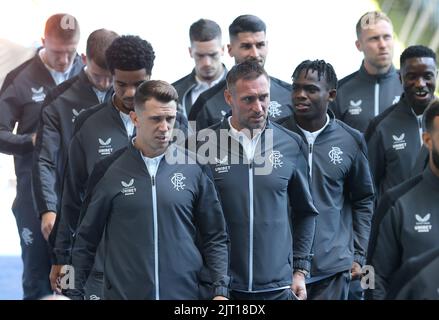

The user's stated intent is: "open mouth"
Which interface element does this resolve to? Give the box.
[414,90,430,99]
[156,136,168,142]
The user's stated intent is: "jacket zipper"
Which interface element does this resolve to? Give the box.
[151,175,159,300]
[308,143,314,178]
[248,162,254,292]
[417,116,423,147]
[374,82,380,117]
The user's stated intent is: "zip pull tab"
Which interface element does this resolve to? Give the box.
[309,143,313,154]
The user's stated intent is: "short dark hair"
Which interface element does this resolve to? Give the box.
[134,80,178,111]
[229,15,266,40]
[189,19,222,43]
[356,11,392,39]
[400,45,437,67]
[226,59,269,91]
[424,99,439,133]
[44,13,80,41]
[105,35,155,74]
[86,29,119,69]
[292,59,338,90]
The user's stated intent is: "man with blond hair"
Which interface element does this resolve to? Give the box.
[332,11,402,133]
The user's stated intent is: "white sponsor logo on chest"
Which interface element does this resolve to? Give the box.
[348,100,362,115]
[121,179,136,196]
[98,138,113,156]
[31,87,46,102]
[214,156,230,174]
[414,214,432,233]
[392,133,407,150]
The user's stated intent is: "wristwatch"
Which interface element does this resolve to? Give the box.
[294,268,309,277]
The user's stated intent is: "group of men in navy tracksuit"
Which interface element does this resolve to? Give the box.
[1,9,439,300]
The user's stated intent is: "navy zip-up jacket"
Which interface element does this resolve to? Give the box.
[53,100,188,265]
[196,118,318,292]
[386,247,439,300]
[279,112,374,276]
[365,95,424,199]
[71,143,230,299]
[331,62,402,133]
[366,166,439,300]
[32,69,112,218]
[0,52,82,209]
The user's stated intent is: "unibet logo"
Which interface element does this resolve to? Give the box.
[121,179,136,196]
[31,87,46,102]
[348,100,362,115]
[214,156,230,174]
[98,138,113,156]
[414,213,432,233]
[392,133,407,151]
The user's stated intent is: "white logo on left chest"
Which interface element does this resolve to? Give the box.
[171,173,186,191]
[98,137,113,156]
[268,101,282,118]
[348,100,362,115]
[392,133,407,150]
[329,147,343,164]
[414,213,432,233]
[214,156,230,174]
[121,179,136,196]
[31,87,46,102]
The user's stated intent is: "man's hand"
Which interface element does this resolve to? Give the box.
[291,271,307,300]
[31,133,37,146]
[350,261,363,280]
[50,264,65,293]
[41,211,56,241]
[213,296,228,300]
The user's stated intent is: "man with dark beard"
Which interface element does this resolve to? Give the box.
[366,99,439,300]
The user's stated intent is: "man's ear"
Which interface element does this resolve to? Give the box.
[328,89,337,102]
[224,88,233,107]
[423,131,432,149]
[129,110,138,126]
[227,44,233,58]
[355,39,362,52]
[188,47,193,58]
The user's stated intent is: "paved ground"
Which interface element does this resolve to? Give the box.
[0,154,23,299]
[0,256,23,299]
